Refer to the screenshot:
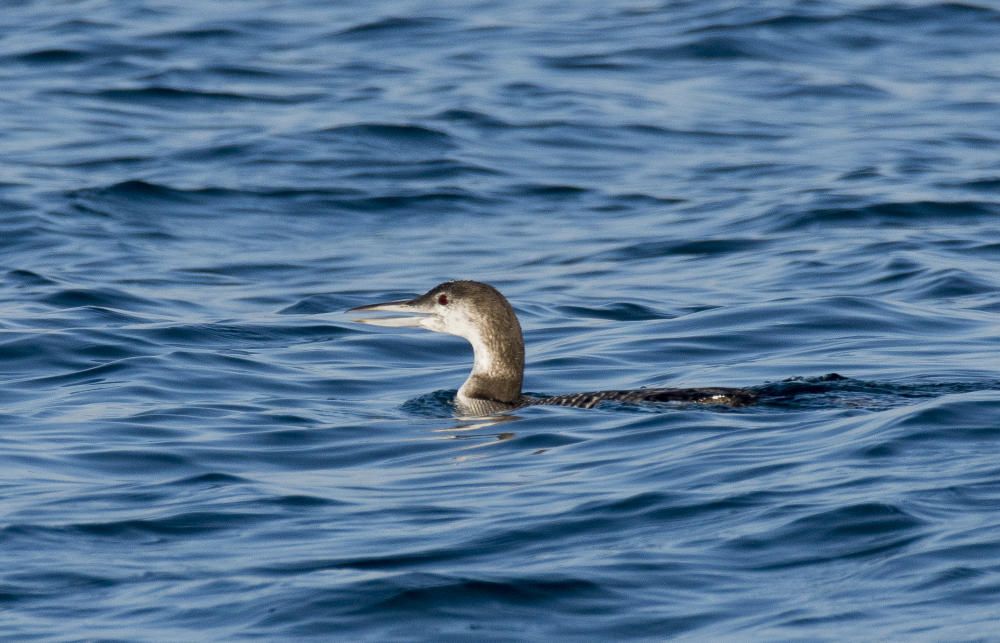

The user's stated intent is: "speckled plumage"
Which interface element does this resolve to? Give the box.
[529,387,757,409]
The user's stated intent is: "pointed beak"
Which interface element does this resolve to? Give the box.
[348,298,430,328]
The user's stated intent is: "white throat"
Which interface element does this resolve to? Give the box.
[458,328,495,399]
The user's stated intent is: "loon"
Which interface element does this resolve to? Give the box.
[349,280,756,415]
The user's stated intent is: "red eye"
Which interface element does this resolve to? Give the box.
[437,293,448,305]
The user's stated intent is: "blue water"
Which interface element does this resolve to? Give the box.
[2,0,1000,638]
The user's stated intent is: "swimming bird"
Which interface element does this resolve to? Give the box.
[349,280,756,415]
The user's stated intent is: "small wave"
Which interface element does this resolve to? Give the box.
[324,190,499,214]
[726,502,925,569]
[633,36,771,60]
[345,158,502,181]
[249,571,611,638]
[70,179,202,204]
[70,448,194,475]
[951,178,1000,192]
[7,48,89,64]
[692,2,998,33]
[402,390,457,417]
[260,494,346,509]
[769,200,1000,231]
[145,26,248,41]
[624,123,786,142]
[133,322,349,348]
[0,331,141,378]
[538,53,639,71]
[68,180,375,215]
[907,268,996,299]
[540,36,773,70]
[555,302,668,322]
[756,375,1000,411]
[855,2,999,25]
[507,183,591,199]
[861,391,1000,456]
[771,82,890,100]
[6,268,58,287]
[278,295,343,315]
[66,85,316,105]
[597,237,770,261]
[316,123,455,150]
[337,16,453,37]
[70,511,272,538]
[40,287,158,313]
[0,569,117,600]
[430,108,509,129]
[164,472,252,487]
[367,573,605,610]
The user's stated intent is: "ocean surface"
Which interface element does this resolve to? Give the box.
[2,0,1000,639]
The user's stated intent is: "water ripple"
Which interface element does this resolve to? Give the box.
[2,0,1000,639]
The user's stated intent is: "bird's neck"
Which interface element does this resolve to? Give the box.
[457,325,524,404]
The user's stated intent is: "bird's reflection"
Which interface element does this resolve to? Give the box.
[431,413,520,456]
